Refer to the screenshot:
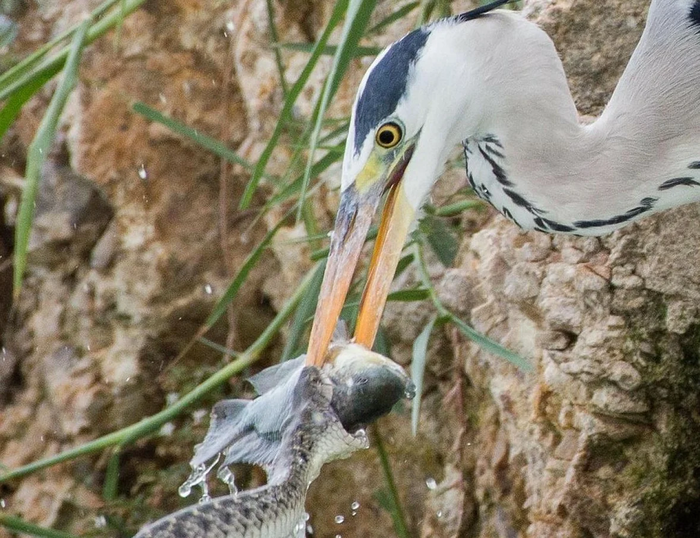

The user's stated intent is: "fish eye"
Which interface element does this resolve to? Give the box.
[375,122,403,149]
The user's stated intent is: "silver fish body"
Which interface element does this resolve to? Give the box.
[134,345,411,538]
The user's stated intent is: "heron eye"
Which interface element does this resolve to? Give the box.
[376,122,403,149]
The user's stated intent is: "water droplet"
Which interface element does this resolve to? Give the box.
[178,456,220,498]
[204,284,213,294]
[216,465,238,495]
[226,20,235,32]
[93,515,106,528]
[159,422,175,436]
[159,93,167,104]
[303,512,310,521]
[199,491,211,504]
[351,501,360,510]
[335,535,342,538]
[137,164,148,180]
[306,523,314,534]
[436,510,443,519]
[404,381,417,399]
[334,515,344,524]
[426,477,437,490]
[0,499,6,508]
[353,429,370,449]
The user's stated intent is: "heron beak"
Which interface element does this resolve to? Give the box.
[306,142,416,366]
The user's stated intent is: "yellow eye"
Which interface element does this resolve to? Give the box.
[375,122,403,149]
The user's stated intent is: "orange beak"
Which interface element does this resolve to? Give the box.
[306,146,416,366]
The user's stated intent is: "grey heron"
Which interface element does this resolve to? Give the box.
[306,0,700,366]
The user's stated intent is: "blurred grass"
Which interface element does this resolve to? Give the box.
[0,0,528,536]
[13,19,90,298]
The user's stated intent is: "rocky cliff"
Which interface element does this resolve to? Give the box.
[2,1,699,537]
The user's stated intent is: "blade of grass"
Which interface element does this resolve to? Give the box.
[13,20,90,299]
[432,198,484,217]
[102,448,121,501]
[367,2,420,34]
[281,260,326,361]
[0,0,119,91]
[0,516,80,538]
[298,0,377,220]
[240,0,350,209]
[411,314,437,435]
[263,149,340,212]
[275,42,382,56]
[0,70,54,143]
[132,102,263,176]
[202,208,295,330]
[373,427,412,538]
[197,336,239,358]
[413,242,532,371]
[0,264,317,484]
[386,288,429,302]
[265,0,289,97]
[419,214,459,267]
[0,0,148,102]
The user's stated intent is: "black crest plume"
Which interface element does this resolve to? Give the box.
[456,0,518,23]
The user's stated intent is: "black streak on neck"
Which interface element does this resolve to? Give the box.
[691,1,700,30]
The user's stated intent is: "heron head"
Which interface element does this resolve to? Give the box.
[306,27,441,365]
[306,3,514,364]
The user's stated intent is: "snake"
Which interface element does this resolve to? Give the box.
[134,343,414,538]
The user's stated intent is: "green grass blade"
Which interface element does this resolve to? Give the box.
[411,314,437,435]
[203,209,294,330]
[13,20,90,299]
[197,336,239,358]
[275,42,382,56]
[413,242,531,371]
[298,0,377,220]
[0,0,148,102]
[0,516,80,538]
[448,313,532,371]
[132,102,261,175]
[0,0,119,91]
[280,260,325,361]
[102,448,121,501]
[265,0,289,97]
[373,428,412,538]
[240,0,350,209]
[386,288,429,302]
[263,149,340,211]
[367,1,420,34]
[433,199,484,217]
[419,214,459,267]
[0,70,53,143]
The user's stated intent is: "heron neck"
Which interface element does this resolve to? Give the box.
[435,11,700,235]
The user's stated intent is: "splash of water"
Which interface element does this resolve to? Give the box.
[178,454,220,499]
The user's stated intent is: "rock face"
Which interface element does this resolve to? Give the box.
[1,0,699,538]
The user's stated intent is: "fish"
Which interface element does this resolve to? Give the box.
[134,342,414,538]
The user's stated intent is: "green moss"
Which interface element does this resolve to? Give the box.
[622,324,700,538]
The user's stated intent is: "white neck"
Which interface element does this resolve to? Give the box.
[402,5,700,235]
